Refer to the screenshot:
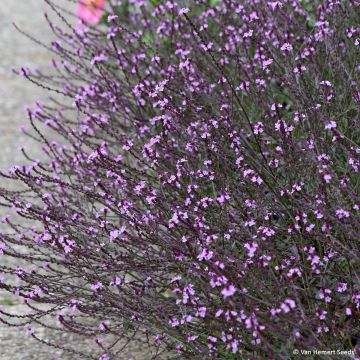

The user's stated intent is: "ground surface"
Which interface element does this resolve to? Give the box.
[0,2,154,359]
[0,1,61,168]
[0,3,80,359]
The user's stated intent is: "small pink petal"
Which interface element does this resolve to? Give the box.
[76,0,105,25]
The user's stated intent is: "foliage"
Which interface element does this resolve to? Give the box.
[0,0,359,358]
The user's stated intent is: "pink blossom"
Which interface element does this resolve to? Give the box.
[320,80,332,87]
[336,208,350,219]
[110,226,126,242]
[187,334,199,342]
[196,307,207,318]
[216,193,230,204]
[318,289,332,303]
[91,281,103,291]
[107,14,118,23]
[287,268,302,278]
[293,64,307,74]
[91,53,108,65]
[169,318,179,327]
[26,327,35,335]
[325,121,337,130]
[221,284,236,299]
[280,42,293,52]
[0,243,6,256]
[243,29,254,38]
[280,299,296,313]
[323,174,332,183]
[76,0,105,25]
[197,247,213,261]
[179,8,189,16]
[268,1,283,10]
[215,309,223,318]
[336,282,348,293]
[317,309,327,320]
[244,242,258,258]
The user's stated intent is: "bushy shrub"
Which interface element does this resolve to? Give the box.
[1,0,359,358]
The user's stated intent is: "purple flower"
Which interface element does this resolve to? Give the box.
[91,282,103,291]
[178,7,189,16]
[221,285,236,299]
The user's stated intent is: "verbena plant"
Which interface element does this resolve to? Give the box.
[0,0,359,359]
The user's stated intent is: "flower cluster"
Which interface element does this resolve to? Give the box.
[0,0,359,358]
